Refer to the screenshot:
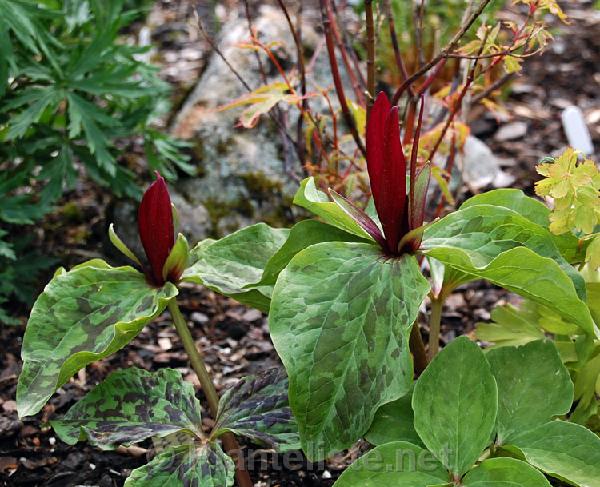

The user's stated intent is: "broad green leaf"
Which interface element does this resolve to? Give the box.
[423,245,596,337]
[17,260,177,418]
[365,389,422,447]
[213,368,299,452]
[182,223,289,311]
[476,303,545,348]
[51,368,202,448]
[510,420,600,487]
[293,178,373,241]
[486,340,573,444]
[270,242,429,459]
[412,337,498,476]
[422,204,585,298]
[258,219,363,286]
[333,441,448,487]
[124,443,235,487]
[462,457,551,486]
[459,189,581,262]
[460,189,550,227]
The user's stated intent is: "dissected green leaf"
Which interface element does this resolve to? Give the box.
[124,443,235,487]
[365,388,422,447]
[182,223,289,311]
[333,441,448,487]
[17,259,178,418]
[510,420,600,487]
[462,457,551,486]
[213,368,299,452]
[257,219,363,286]
[270,242,429,460]
[422,203,585,298]
[51,368,202,448]
[536,149,600,235]
[476,303,545,348]
[412,337,497,476]
[486,340,573,444]
[293,178,373,241]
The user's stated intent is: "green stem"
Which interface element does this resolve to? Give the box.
[428,297,444,360]
[168,299,253,487]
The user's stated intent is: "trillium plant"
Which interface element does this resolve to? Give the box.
[18,107,600,485]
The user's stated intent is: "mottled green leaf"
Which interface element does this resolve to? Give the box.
[510,420,600,487]
[366,389,422,447]
[422,204,585,298]
[462,457,551,486]
[333,441,448,487]
[460,189,551,227]
[125,443,235,487]
[412,337,497,476]
[182,223,288,311]
[486,340,573,444]
[257,219,364,286]
[270,242,429,459]
[213,368,299,452]
[459,189,581,262]
[293,177,373,240]
[51,368,202,448]
[423,244,596,337]
[17,259,178,418]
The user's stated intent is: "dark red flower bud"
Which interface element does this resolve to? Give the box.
[138,173,174,285]
[366,92,408,254]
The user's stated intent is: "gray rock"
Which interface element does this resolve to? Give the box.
[495,121,528,141]
[169,5,349,238]
[460,136,515,190]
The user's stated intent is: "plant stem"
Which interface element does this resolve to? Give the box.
[409,321,428,375]
[428,297,444,360]
[168,300,253,487]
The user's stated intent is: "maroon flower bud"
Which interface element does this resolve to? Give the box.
[366,92,408,254]
[138,173,174,285]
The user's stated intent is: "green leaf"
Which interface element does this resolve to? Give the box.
[486,340,573,444]
[460,189,550,227]
[476,303,545,348]
[462,457,551,486]
[51,368,202,448]
[213,368,300,452]
[293,178,373,241]
[459,189,581,263]
[422,204,585,299]
[509,420,600,487]
[366,389,423,447]
[182,223,289,311]
[423,245,596,337]
[270,242,429,460]
[258,219,363,286]
[412,337,498,476]
[333,441,448,487]
[124,443,235,487]
[17,259,178,418]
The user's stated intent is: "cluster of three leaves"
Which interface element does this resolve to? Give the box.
[336,338,600,487]
[51,367,298,486]
[267,181,596,459]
